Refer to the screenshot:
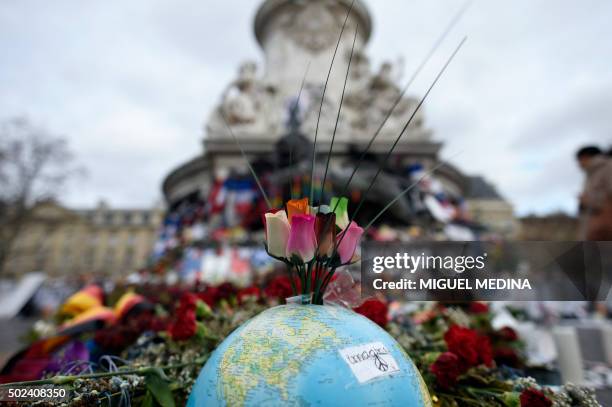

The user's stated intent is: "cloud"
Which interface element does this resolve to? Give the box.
[513,85,612,152]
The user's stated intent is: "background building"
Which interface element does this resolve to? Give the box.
[519,213,579,241]
[465,176,517,236]
[3,201,163,278]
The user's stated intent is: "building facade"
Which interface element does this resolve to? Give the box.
[4,201,163,278]
[465,176,517,237]
[519,213,579,241]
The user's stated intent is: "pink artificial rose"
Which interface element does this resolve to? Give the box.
[286,214,317,263]
[337,221,364,264]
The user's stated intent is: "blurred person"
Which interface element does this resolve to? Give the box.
[576,146,612,240]
[576,146,612,318]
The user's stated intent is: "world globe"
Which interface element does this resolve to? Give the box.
[188,304,432,406]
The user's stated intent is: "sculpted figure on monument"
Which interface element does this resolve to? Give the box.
[366,61,422,134]
[220,61,263,125]
[348,50,371,95]
[369,62,402,119]
[300,83,336,136]
[370,62,398,94]
[343,50,372,130]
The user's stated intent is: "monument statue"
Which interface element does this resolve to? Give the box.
[163,0,515,235]
[220,61,260,125]
[206,0,427,145]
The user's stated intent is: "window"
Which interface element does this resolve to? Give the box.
[84,249,95,267]
[104,248,115,266]
[63,228,74,243]
[36,249,47,271]
[124,248,134,267]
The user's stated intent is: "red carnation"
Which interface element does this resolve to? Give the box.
[95,311,167,352]
[264,275,297,300]
[130,311,166,332]
[178,292,199,312]
[198,286,219,307]
[430,352,463,389]
[477,334,493,367]
[148,315,168,332]
[237,286,261,304]
[445,325,493,368]
[469,302,489,314]
[168,309,197,341]
[353,298,389,327]
[95,327,133,352]
[215,282,237,302]
[494,347,521,368]
[520,388,552,407]
[498,326,519,342]
[444,325,479,367]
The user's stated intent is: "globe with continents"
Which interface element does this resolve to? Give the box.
[188,304,432,406]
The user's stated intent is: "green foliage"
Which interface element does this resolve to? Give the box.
[145,371,175,407]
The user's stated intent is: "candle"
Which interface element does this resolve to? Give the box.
[552,326,584,385]
[603,323,612,366]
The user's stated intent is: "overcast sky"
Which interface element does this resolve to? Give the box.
[1,0,611,215]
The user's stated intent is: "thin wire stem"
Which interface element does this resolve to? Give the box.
[363,154,461,231]
[310,0,356,205]
[333,1,471,203]
[334,37,467,251]
[347,37,466,227]
[313,6,471,260]
[220,112,272,209]
[319,24,359,208]
[290,61,311,200]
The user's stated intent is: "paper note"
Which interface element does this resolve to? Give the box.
[339,342,400,383]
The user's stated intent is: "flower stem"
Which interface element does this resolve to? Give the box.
[312,262,325,304]
[305,261,313,294]
[287,263,297,295]
[317,267,337,304]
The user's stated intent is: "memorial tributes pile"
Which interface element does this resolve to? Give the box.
[0,1,606,404]
[0,281,602,406]
[0,190,604,405]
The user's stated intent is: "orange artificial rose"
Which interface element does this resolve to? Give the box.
[286,198,309,223]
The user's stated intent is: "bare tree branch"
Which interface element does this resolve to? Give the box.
[0,116,81,276]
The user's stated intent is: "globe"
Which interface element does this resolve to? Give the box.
[188,304,432,406]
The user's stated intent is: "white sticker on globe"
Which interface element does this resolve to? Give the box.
[338,342,400,383]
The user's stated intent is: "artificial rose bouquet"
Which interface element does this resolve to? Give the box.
[264,196,364,304]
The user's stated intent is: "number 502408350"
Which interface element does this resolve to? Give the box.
[0,386,68,402]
